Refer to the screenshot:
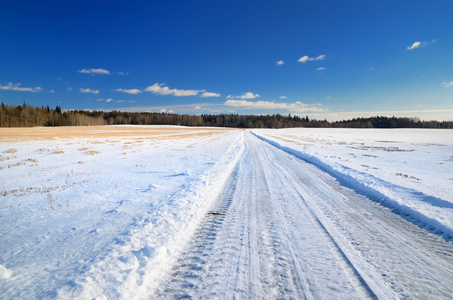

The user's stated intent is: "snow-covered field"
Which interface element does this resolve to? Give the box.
[1,126,452,299]
[253,128,453,239]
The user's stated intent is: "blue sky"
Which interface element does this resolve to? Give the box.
[1,0,453,121]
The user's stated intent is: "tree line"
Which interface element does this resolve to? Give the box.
[1,102,452,129]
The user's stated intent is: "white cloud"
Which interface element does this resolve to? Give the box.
[407,40,436,51]
[78,68,110,75]
[200,92,221,98]
[227,92,260,100]
[279,96,287,99]
[160,108,175,113]
[144,83,201,97]
[276,60,284,66]
[298,54,326,63]
[224,99,326,113]
[80,88,99,94]
[298,56,310,63]
[0,82,43,93]
[115,88,142,95]
[98,98,113,102]
[442,82,453,88]
[316,67,326,71]
[407,41,422,50]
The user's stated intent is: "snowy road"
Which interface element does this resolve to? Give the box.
[155,132,453,299]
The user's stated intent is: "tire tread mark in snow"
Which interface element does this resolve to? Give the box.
[153,136,321,299]
[153,132,453,299]
[153,162,241,299]
[261,147,376,299]
[247,147,315,299]
[295,189,378,300]
[257,132,453,299]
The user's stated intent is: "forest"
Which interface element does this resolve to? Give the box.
[1,102,452,129]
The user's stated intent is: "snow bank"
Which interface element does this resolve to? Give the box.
[63,131,245,299]
[0,128,244,299]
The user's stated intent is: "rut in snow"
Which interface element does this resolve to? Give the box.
[154,132,453,299]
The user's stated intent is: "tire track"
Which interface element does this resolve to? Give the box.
[259,132,453,299]
[153,132,452,299]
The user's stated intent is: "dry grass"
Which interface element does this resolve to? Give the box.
[37,148,64,154]
[86,150,101,155]
[78,147,100,155]
[0,126,235,141]
[0,155,16,162]
[0,162,26,170]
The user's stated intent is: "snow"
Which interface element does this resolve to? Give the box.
[1,126,452,299]
[252,128,453,241]
[0,126,244,299]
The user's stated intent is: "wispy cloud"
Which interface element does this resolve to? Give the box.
[115,88,142,95]
[224,99,326,113]
[115,103,216,114]
[200,92,221,98]
[78,68,110,75]
[279,96,287,99]
[98,98,133,103]
[442,81,453,88]
[407,40,435,50]
[97,98,113,102]
[227,92,260,100]
[298,55,326,63]
[316,67,326,71]
[80,88,99,94]
[144,83,202,97]
[276,60,284,66]
[407,41,422,50]
[0,82,43,93]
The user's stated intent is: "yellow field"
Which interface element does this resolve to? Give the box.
[0,125,235,141]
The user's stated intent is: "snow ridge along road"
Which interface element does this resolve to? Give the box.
[155,131,453,299]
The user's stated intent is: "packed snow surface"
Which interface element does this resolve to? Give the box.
[0,126,452,299]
